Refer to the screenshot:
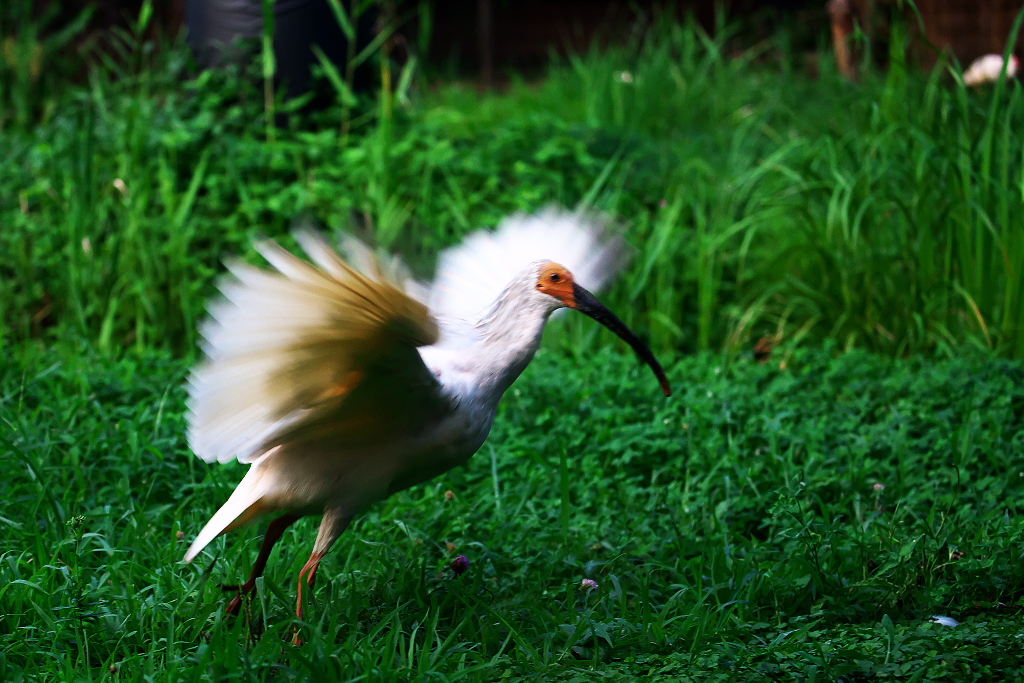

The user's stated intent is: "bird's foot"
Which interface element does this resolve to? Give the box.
[221,580,257,616]
[225,594,245,617]
[217,581,252,618]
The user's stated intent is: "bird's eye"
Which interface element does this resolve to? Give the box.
[550,273,561,282]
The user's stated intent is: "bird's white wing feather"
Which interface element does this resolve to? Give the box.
[188,231,444,464]
[429,207,626,344]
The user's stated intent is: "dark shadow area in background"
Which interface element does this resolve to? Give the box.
[184,0,378,105]
[20,0,830,77]
[18,1,1024,86]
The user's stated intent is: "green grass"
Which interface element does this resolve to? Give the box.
[3,345,1024,680]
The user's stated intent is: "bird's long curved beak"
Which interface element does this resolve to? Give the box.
[569,283,672,397]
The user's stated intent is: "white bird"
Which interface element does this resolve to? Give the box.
[183,208,670,625]
[963,53,1020,86]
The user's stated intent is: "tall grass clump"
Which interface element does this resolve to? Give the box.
[735,10,1024,359]
[0,1,94,131]
[423,12,1024,359]
[2,6,1024,361]
[446,10,1024,359]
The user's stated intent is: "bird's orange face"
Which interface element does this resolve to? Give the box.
[535,262,577,307]
[534,260,672,397]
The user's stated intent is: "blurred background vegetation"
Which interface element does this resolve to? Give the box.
[2,0,1023,362]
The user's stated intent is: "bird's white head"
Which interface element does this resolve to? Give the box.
[429,209,671,397]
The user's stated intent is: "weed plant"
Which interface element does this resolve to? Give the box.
[2,9,1024,359]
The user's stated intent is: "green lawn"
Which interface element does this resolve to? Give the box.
[3,5,1024,681]
[3,346,1024,680]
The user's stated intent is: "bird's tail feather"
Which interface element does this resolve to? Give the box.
[184,467,268,563]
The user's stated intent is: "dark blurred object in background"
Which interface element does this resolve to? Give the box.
[16,1,1024,86]
[186,0,264,70]
[915,0,1024,65]
[185,0,376,104]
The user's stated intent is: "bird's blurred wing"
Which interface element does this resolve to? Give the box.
[188,231,445,464]
[429,207,627,345]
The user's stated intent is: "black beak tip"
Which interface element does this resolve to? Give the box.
[572,282,672,398]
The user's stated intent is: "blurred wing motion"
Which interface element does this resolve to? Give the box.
[188,230,445,465]
[430,207,627,343]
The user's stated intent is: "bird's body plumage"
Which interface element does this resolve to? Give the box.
[184,208,669,622]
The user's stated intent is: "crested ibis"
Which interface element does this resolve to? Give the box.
[183,208,671,627]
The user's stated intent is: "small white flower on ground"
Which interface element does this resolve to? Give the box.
[580,578,598,591]
[963,54,1020,86]
[873,483,885,491]
[615,71,633,84]
[930,615,960,627]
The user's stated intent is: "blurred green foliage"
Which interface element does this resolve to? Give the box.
[2,8,1024,359]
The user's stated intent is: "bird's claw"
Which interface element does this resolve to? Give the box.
[225,595,244,617]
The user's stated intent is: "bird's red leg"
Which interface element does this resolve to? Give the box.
[294,551,325,619]
[290,508,351,645]
[292,550,325,645]
[306,556,323,590]
[224,513,301,616]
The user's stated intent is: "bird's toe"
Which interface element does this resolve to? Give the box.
[225,595,244,617]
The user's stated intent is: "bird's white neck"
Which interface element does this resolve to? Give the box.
[472,310,550,400]
[456,277,557,404]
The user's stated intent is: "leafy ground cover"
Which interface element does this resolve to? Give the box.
[3,344,1024,680]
